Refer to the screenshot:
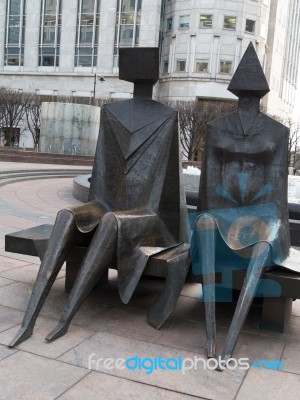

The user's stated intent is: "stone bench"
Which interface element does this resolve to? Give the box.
[5,223,300,333]
[5,224,189,293]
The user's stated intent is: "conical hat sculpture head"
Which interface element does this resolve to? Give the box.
[228,42,270,99]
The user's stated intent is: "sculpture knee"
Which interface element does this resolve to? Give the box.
[196,214,216,231]
[56,209,76,225]
[92,212,118,241]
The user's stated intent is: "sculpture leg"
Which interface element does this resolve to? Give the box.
[220,242,271,367]
[147,246,190,329]
[45,213,117,342]
[196,215,217,359]
[9,210,77,347]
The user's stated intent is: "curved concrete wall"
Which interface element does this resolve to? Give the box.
[40,102,101,156]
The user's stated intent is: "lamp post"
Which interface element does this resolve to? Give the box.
[93,74,105,100]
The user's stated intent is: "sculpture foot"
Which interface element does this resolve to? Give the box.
[207,340,216,359]
[9,326,33,348]
[216,354,231,371]
[215,365,225,372]
[45,322,69,342]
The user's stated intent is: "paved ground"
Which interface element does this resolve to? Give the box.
[0,161,299,399]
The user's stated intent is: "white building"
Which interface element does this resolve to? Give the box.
[0,0,299,124]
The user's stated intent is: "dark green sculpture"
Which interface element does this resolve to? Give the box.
[9,48,190,347]
[193,43,291,367]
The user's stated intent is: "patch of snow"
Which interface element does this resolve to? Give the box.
[183,166,201,176]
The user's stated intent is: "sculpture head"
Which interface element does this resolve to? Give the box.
[228,42,270,101]
[119,47,159,98]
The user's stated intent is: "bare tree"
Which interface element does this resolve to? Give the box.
[164,99,237,160]
[24,93,42,147]
[286,117,300,168]
[0,87,28,146]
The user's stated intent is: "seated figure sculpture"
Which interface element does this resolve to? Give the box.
[192,43,293,366]
[10,48,190,347]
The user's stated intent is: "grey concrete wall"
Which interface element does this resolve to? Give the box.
[0,2,6,69]
[40,102,101,156]
[23,0,40,71]
[60,0,78,73]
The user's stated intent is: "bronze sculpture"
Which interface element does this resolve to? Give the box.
[192,43,291,367]
[9,48,190,347]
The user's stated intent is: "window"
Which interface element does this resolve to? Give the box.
[5,0,26,67]
[199,15,212,28]
[196,59,209,72]
[245,19,255,33]
[39,0,62,66]
[219,60,232,74]
[114,0,142,67]
[166,17,172,31]
[75,0,101,67]
[176,59,186,72]
[163,60,169,74]
[179,15,190,29]
[223,16,236,30]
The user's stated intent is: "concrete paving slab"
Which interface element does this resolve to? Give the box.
[236,368,300,400]
[0,281,67,316]
[0,344,17,361]
[58,331,246,400]
[0,255,31,272]
[58,371,202,400]
[282,338,300,374]
[0,351,89,400]
[156,319,286,363]
[73,302,171,343]
[0,305,25,333]
[0,316,96,359]
[0,263,65,284]
[0,277,15,288]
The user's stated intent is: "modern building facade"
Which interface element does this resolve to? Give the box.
[0,0,299,119]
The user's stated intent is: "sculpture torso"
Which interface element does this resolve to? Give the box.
[89,97,177,212]
[198,110,290,259]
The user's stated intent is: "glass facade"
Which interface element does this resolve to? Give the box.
[113,0,142,67]
[223,16,236,30]
[196,59,209,72]
[75,0,101,67]
[219,60,232,74]
[179,15,190,29]
[5,0,26,66]
[39,0,61,66]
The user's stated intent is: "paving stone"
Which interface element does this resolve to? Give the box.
[0,263,65,284]
[0,251,41,265]
[0,352,89,400]
[156,319,286,363]
[0,282,67,317]
[58,371,201,400]
[0,213,38,229]
[0,305,25,333]
[0,316,96,359]
[0,277,15,288]
[282,338,300,374]
[58,331,246,400]
[0,344,17,361]
[236,368,300,400]
[73,302,171,343]
[0,255,30,272]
